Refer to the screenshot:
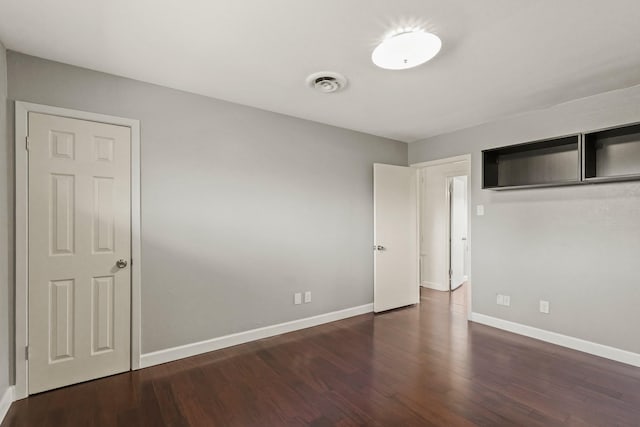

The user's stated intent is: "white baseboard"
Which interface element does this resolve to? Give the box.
[140,304,374,368]
[470,313,640,367]
[451,282,464,291]
[421,281,447,291]
[0,386,15,425]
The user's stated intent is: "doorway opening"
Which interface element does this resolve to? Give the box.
[448,175,468,292]
[413,155,471,317]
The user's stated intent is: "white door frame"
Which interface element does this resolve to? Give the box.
[14,101,142,399]
[411,154,472,319]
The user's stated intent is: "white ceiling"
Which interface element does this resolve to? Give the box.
[1,0,640,142]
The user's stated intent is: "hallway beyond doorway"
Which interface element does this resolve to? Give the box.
[421,282,467,315]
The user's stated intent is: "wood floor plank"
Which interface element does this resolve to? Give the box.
[3,285,640,426]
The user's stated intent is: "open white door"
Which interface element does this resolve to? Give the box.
[450,176,467,290]
[373,164,419,312]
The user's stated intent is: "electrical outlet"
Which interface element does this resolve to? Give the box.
[304,291,312,303]
[539,300,550,314]
[497,294,510,306]
[294,293,302,305]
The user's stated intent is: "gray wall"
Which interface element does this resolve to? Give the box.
[7,51,407,354]
[410,85,640,353]
[0,42,11,395]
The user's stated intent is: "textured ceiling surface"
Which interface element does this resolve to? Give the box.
[1,0,639,142]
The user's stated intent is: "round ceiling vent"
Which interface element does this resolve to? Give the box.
[306,71,348,93]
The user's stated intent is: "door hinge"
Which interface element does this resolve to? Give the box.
[25,346,29,360]
[26,136,30,151]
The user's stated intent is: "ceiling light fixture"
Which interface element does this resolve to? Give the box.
[372,30,442,70]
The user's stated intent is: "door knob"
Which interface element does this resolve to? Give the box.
[374,245,386,251]
[116,259,128,269]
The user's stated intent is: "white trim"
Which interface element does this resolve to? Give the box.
[471,313,640,367]
[420,281,447,291]
[450,282,464,291]
[14,103,28,400]
[414,169,421,299]
[140,303,373,368]
[14,101,142,399]
[129,117,142,371]
[410,154,471,169]
[0,386,15,424]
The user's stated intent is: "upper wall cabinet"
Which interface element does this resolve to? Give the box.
[583,123,640,183]
[483,121,640,190]
[482,135,581,190]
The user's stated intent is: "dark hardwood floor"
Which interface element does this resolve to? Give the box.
[4,286,640,426]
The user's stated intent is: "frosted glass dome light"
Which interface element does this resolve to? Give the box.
[372,30,442,70]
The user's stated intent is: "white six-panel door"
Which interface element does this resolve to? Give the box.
[28,112,131,394]
[373,164,419,312]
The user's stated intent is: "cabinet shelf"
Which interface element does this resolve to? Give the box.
[583,123,640,183]
[482,135,581,190]
[482,122,640,190]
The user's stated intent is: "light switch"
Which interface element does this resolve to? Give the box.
[540,300,550,314]
[476,205,485,216]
